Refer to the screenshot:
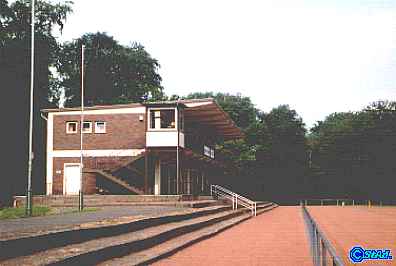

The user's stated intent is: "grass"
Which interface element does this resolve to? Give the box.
[68,207,100,214]
[0,206,100,220]
[0,206,51,219]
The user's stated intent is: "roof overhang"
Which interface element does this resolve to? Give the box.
[183,99,244,141]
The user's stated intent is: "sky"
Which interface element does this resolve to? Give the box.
[55,0,396,128]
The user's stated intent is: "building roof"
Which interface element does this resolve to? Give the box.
[42,98,244,140]
[181,99,244,140]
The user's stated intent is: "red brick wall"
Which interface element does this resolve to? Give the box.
[52,156,135,195]
[53,113,146,150]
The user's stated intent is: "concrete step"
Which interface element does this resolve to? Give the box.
[47,200,222,208]
[100,202,278,265]
[257,202,277,209]
[2,208,251,265]
[0,205,231,261]
[257,203,278,214]
[14,195,209,208]
[101,212,253,265]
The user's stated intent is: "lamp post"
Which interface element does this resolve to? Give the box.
[26,0,35,216]
[79,45,85,211]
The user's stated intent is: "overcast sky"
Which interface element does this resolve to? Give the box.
[55,0,396,128]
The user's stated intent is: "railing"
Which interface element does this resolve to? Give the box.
[301,198,393,207]
[302,206,344,266]
[211,185,257,216]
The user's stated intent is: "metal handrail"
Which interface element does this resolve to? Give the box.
[301,198,389,207]
[211,185,257,216]
[302,206,344,266]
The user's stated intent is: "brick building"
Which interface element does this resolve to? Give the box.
[41,98,243,196]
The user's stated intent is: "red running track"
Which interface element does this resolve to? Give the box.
[307,206,396,266]
[154,206,313,266]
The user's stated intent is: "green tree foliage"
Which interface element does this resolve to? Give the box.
[55,32,163,107]
[1,0,72,206]
[257,105,306,164]
[308,101,396,200]
[182,92,309,201]
[184,92,258,165]
[250,105,308,201]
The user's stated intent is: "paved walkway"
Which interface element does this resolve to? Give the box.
[307,206,396,266]
[0,206,189,240]
[154,206,313,266]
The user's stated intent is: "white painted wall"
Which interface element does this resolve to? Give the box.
[146,131,185,147]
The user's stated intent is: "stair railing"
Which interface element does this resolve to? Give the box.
[211,184,257,216]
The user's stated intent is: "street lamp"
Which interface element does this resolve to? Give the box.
[79,44,85,211]
[26,0,35,216]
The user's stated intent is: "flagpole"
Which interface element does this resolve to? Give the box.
[79,44,85,211]
[26,0,35,216]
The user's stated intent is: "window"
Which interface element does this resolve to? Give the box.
[150,110,160,129]
[66,121,78,134]
[178,110,184,131]
[149,109,176,129]
[204,145,211,157]
[204,145,215,159]
[161,109,175,129]
[82,121,92,133]
[95,121,106,133]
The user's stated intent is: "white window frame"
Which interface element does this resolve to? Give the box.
[147,107,178,131]
[82,121,92,134]
[204,145,215,159]
[66,121,78,134]
[95,121,106,134]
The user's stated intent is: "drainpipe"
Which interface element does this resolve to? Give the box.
[40,112,48,121]
[40,112,49,196]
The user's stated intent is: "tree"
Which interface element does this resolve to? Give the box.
[185,92,257,130]
[251,105,308,201]
[1,0,72,206]
[182,93,309,201]
[54,32,163,107]
[308,101,396,200]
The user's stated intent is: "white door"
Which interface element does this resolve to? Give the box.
[64,164,81,195]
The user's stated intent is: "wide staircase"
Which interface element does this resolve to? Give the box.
[1,186,277,266]
[86,153,146,195]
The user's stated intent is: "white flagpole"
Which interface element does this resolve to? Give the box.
[26,0,35,216]
[79,45,85,211]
